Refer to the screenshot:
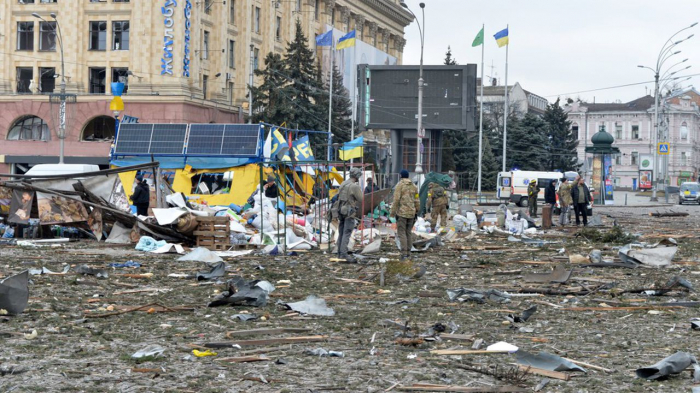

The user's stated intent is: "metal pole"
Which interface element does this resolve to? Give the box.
[502,24,509,172]
[54,17,66,164]
[415,4,425,188]
[350,39,356,163]
[651,71,659,201]
[327,36,334,162]
[477,23,485,195]
[248,44,254,124]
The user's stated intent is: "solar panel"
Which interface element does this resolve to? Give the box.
[114,124,153,154]
[186,124,261,156]
[186,124,226,154]
[114,123,187,155]
[150,124,188,154]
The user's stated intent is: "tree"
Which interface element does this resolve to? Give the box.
[505,113,548,171]
[543,98,579,171]
[284,19,325,133]
[249,53,293,125]
[444,46,457,65]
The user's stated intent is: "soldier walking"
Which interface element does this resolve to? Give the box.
[390,170,419,259]
[336,168,363,262]
[427,182,448,232]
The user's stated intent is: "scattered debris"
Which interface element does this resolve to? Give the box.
[283,295,335,316]
[208,277,275,307]
[304,348,344,357]
[635,351,697,380]
[447,288,510,303]
[516,350,587,373]
[0,271,29,315]
[523,266,571,284]
[74,264,108,278]
[195,262,226,281]
[619,239,678,267]
[132,345,166,359]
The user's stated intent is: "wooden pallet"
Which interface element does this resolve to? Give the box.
[194,216,231,250]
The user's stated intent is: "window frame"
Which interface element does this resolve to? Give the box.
[39,21,56,52]
[89,67,107,94]
[89,21,107,51]
[39,67,56,93]
[17,21,35,51]
[16,67,33,94]
[111,67,129,94]
[228,40,235,69]
[112,21,130,51]
[202,31,210,60]
[8,116,51,141]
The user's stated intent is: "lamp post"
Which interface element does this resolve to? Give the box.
[400,1,425,187]
[638,22,696,201]
[33,12,68,164]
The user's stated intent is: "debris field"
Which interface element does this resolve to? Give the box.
[2,205,700,393]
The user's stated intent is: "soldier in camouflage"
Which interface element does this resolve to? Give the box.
[335,167,363,262]
[390,169,419,259]
[427,182,448,231]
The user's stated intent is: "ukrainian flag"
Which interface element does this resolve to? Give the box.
[494,27,509,48]
[338,136,363,161]
[336,30,356,50]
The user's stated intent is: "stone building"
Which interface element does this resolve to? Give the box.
[0,0,410,173]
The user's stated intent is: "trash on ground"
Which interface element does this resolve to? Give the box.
[619,239,678,267]
[304,348,344,357]
[506,305,537,323]
[178,247,224,263]
[284,295,335,316]
[447,288,510,303]
[517,350,587,373]
[135,236,167,252]
[74,264,109,278]
[0,271,29,315]
[486,341,518,353]
[192,349,217,357]
[208,276,275,307]
[132,345,166,359]
[635,351,697,380]
[195,261,226,281]
[523,265,572,284]
[108,261,141,268]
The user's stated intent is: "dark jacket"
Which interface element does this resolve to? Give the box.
[264,183,279,199]
[544,183,557,204]
[131,182,150,205]
[570,183,591,204]
[364,184,379,194]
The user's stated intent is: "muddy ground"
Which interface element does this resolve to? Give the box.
[2,205,700,392]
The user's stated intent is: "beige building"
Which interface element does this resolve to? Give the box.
[0,0,410,173]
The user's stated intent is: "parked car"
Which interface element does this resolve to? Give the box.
[678,182,700,205]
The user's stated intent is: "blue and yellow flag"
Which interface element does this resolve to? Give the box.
[338,136,363,161]
[337,30,356,50]
[270,128,289,160]
[494,28,509,48]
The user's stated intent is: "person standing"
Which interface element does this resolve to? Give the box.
[544,179,557,226]
[364,177,379,194]
[390,169,419,259]
[263,175,279,198]
[557,177,573,226]
[336,168,363,262]
[571,177,591,226]
[427,182,448,231]
[130,177,150,216]
[527,179,540,218]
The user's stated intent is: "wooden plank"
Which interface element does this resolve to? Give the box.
[226,328,312,338]
[430,349,511,355]
[439,333,475,342]
[193,231,230,236]
[200,335,329,348]
[517,365,570,381]
[561,306,684,311]
[196,216,230,223]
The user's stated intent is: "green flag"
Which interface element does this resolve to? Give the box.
[471,27,484,47]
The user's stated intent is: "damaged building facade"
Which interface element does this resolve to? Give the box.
[0,0,410,173]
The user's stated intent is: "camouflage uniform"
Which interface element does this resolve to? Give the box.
[527,181,540,218]
[336,173,363,260]
[557,182,573,225]
[390,178,419,257]
[427,183,448,231]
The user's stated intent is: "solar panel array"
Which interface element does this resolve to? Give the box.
[114,123,262,157]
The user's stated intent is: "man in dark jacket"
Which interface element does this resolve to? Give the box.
[364,178,379,194]
[264,175,278,198]
[544,179,557,226]
[571,177,591,226]
[130,177,150,216]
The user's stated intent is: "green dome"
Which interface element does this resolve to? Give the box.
[591,130,614,145]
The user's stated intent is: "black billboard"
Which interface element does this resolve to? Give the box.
[357,64,477,131]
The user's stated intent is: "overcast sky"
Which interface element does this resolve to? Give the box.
[399,0,700,104]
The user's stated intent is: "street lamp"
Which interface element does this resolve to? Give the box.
[33,12,70,164]
[400,1,426,187]
[637,22,696,201]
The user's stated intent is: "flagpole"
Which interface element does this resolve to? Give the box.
[327,35,334,162]
[350,38,357,164]
[477,23,485,195]
[502,24,509,172]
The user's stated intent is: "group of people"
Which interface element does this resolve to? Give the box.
[535,175,591,226]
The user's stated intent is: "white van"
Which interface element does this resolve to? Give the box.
[24,164,100,177]
[497,170,563,207]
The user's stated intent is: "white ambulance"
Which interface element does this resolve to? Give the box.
[497,170,563,207]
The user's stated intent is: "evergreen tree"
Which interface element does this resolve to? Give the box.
[284,19,325,132]
[505,113,548,171]
[249,53,292,125]
[444,46,457,65]
[544,98,579,171]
